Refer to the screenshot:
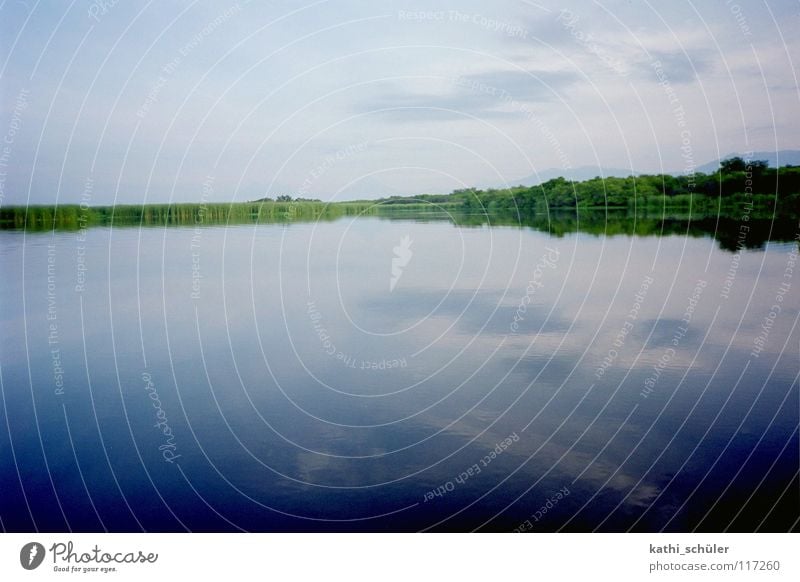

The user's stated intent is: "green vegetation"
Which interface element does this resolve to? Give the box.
[351,204,797,251]
[370,157,800,217]
[1,157,797,253]
[0,201,377,231]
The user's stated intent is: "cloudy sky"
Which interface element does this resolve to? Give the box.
[1,0,798,205]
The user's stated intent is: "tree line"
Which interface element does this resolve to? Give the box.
[374,157,800,216]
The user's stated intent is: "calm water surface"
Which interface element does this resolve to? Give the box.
[1,214,798,531]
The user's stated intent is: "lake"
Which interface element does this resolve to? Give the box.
[1,210,798,531]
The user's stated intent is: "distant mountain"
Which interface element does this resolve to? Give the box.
[514,150,800,187]
[695,150,800,174]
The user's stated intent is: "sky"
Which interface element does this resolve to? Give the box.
[0,0,798,205]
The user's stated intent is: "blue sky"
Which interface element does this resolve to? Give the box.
[1,0,798,205]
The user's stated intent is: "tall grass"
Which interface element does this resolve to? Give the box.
[0,202,378,231]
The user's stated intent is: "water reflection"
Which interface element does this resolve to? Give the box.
[0,212,797,531]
